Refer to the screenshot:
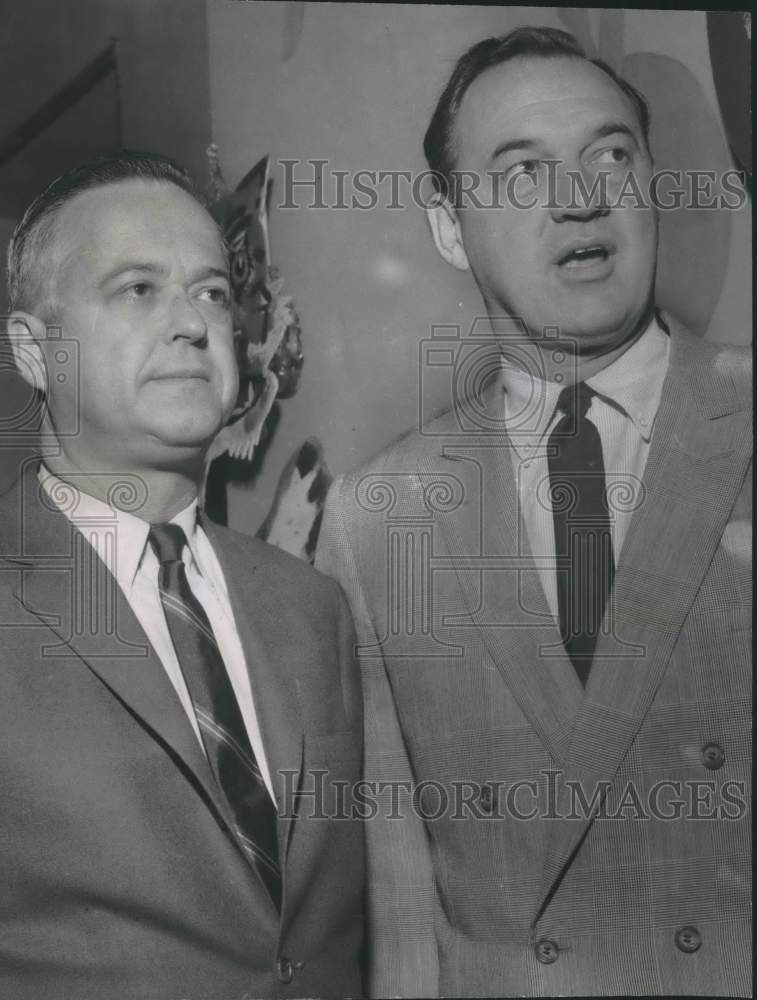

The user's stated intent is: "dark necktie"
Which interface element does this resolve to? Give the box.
[547,384,615,685]
[149,522,282,909]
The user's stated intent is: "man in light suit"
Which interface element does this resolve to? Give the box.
[1,151,364,999]
[316,27,751,998]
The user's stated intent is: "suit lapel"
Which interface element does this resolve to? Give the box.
[3,468,244,828]
[15,563,224,788]
[535,319,752,916]
[423,386,583,771]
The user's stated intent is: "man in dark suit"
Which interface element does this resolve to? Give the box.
[317,27,751,998]
[1,150,363,999]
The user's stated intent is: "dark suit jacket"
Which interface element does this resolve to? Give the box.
[317,316,751,997]
[0,461,364,1000]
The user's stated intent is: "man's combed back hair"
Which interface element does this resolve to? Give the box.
[423,26,651,202]
[7,149,197,315]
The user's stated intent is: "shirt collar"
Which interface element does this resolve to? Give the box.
[38,466,201,593]
[499,315,669,453]
[585,315,669,441]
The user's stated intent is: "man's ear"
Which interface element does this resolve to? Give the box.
[5,312,48,394]
[426,197,470,272]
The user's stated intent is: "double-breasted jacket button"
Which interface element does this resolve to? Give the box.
[674,926,702,953]
[534,938,559,964]
[277,956,295,984]
[701,742,725,770]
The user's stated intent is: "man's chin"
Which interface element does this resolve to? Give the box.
[558,308,649,354]
[142,423,224,461]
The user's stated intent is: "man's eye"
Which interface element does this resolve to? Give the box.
[120,282,153,299]
[593,147,630,166]
[508,159,541,180]
[199,287,231,307]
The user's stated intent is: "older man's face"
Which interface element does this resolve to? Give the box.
[41,178,238,473]
[450,55,657,357]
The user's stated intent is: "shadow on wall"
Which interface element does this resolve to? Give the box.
[556,7,740,338]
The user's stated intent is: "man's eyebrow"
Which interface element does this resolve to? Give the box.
[585,121,639,147]
[189,266,230,284]
[488,122,640,165]
[97,263,169,288]
[97,263,230,288]
[489,138,540,164]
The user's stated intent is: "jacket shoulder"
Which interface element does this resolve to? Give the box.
[709,342,752,390]
[204,520,344,606]
[335,411,456,489]
[691,337,752,413]
[665,314,752,413]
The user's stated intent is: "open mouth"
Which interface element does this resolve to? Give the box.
[557,244,613,267]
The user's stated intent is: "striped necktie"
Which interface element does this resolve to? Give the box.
[149,522,282,909]
[547,384,615,686]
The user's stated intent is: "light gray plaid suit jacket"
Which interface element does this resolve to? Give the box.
[316,316,751,998]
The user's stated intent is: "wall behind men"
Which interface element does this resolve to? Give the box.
[206,3,751,536]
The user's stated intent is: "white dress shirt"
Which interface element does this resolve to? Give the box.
[39,469,275,800]
[500,317,670,620]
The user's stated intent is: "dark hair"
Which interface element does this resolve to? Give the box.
[423,26,651,201]
[7,149,199,314]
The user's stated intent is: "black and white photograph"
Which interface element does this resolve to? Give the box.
[0,3,751,998]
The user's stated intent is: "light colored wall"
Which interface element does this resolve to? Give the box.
[207,3,556,530]
[206,3,751,534]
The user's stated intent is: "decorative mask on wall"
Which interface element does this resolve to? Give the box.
[206,146,304,449]
[202,146,330,563]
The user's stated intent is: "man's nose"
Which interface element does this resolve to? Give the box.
[166,290,208,344]
[549,162,610,223]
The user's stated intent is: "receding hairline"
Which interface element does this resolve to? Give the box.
[423,28,652,204]
[11,176,227,318]
[449,51,650,169]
